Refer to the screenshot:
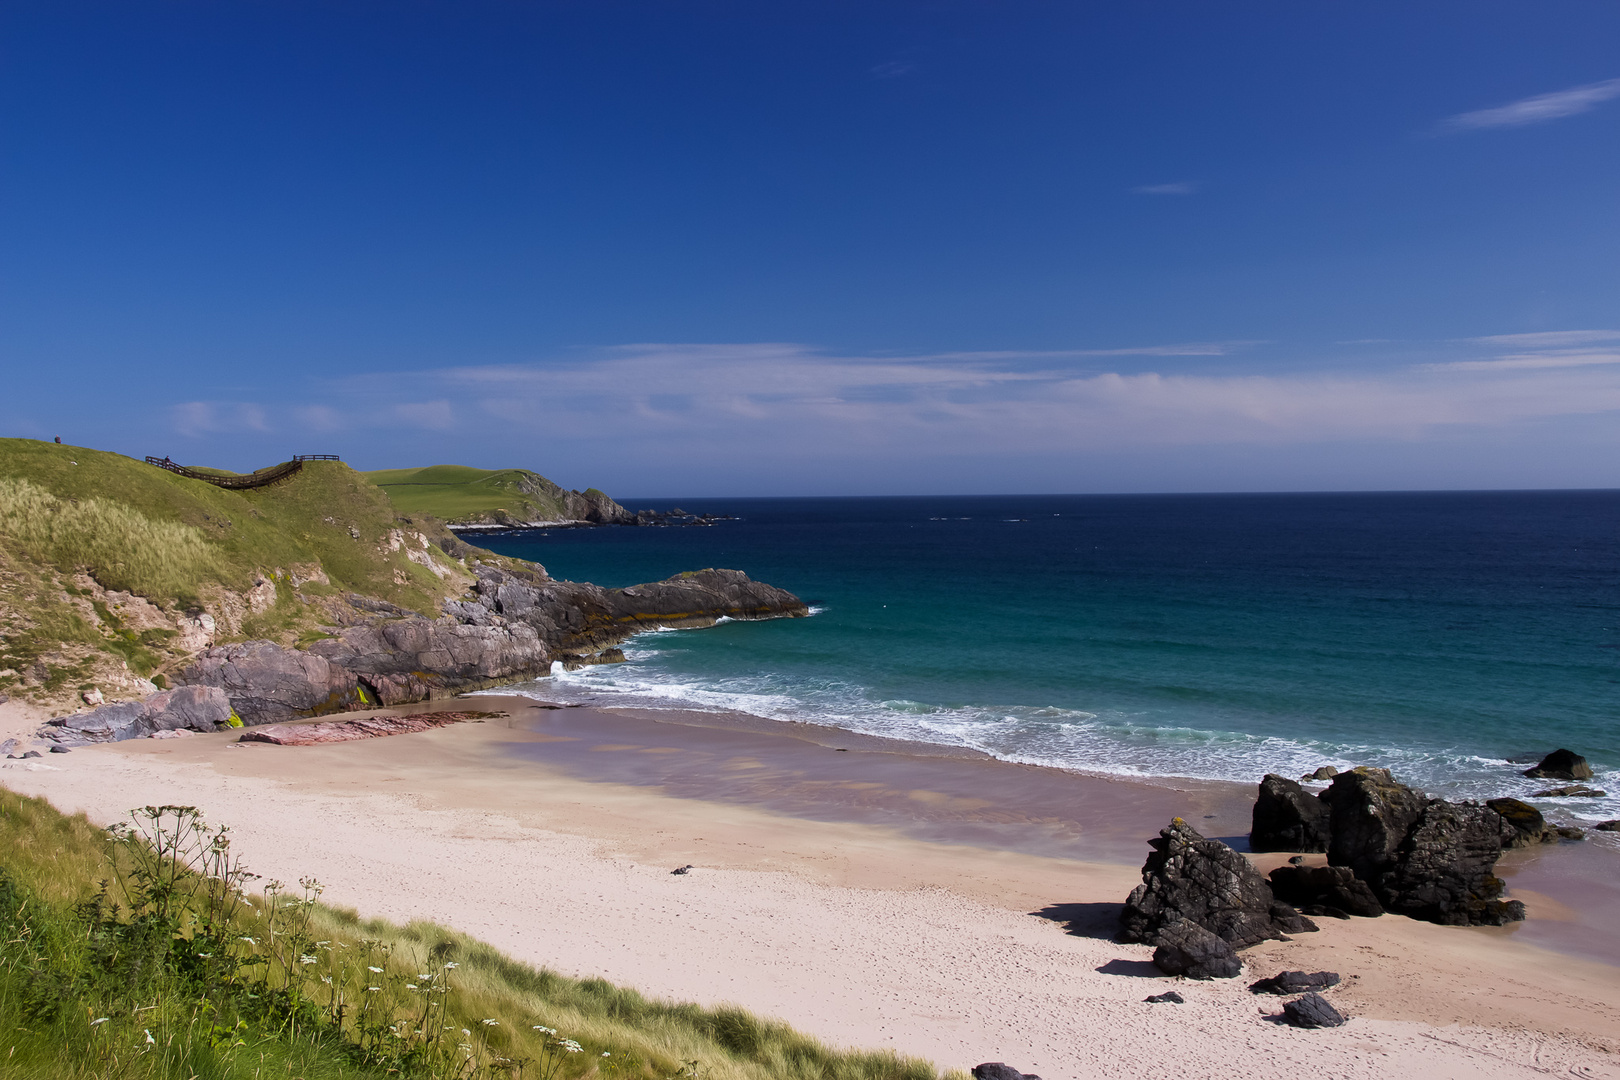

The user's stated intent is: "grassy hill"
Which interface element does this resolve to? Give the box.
[367,464,630,527]
[0,439,480,708]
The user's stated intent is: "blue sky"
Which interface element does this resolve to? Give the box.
[2,2,1617,495]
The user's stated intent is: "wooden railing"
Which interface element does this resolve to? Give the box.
[144,454,339,490]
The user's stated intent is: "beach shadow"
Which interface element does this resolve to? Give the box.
[1030,902,1123,941]
[1094,958,1164,978]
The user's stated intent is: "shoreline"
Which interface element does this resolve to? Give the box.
[4,694,1620,1078]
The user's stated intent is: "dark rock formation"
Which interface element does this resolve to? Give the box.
[1251,774,1332,853]
[972,1065,1041,1080]
[1250,971,1340,995]
[41,685,233,744]
[1122,818,1289,952]
[1522,749,1593,781]
[1487,797,1555,848]
[1319,768,1522,926]
[1269,903,1319,935]
[1144,991,1185,1004]
[1531,785,1605,798]
[1555,826,1585,841]
[1320,767,1427,887]
[181,641,360,726]
[1282,993,1347,1029]
[1268,864,1383,918]
[1304,766,1339,781]
[1149,918,1242,980]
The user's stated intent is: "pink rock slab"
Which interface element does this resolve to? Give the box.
[238,711,502,746]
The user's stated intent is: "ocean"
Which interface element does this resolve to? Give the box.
[475,491,1620,823]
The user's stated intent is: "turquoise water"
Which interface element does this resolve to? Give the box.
[477,492,1620,822]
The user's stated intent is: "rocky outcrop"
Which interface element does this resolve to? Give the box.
[1487,797,1555,848]
[1531,785,1605,798]
[1121,818,1315,978]
[1149,918,1242,980]
[1523,749,1592,781]
[158,567,808,731]
[1319,768,1523,926]
[1250,774,1332,853]
[41,685,233,743]
[1320,767,1428,886]
[1250,970,1340,995]
[239,710,498,745]
[1268,864,1383,918]
[1282,993,1347,1029]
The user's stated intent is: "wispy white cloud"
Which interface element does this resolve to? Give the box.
[1132,182,1198,195]
[171,401,270,437]
[1430,350,1620,372]
[1466,329,1620,347]
[1441,78,1620,131]
[870,60,917,79]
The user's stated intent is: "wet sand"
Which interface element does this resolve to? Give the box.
[4,695,1619,1079]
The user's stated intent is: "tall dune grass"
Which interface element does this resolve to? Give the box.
[0,477,220,600]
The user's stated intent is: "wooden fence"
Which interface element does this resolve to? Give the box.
[144,454,340,490]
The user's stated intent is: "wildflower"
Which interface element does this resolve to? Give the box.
[559,1039,584,1053]
[366,986,381,992]
[196,953,212,959]
[90,1018,108,1027]
[300,955,318,965]
[143,1030,155,1045]
[462,1029,471,1037]
[418,973,431,979]
[320,976,333,985]
[602,1052,612,1058]
[368,965,384,973]
[481,1018,498,1026]
[406,984,418,990]
[444,961,459,969]
[238,936,257,945]
[532,1025,556,1035]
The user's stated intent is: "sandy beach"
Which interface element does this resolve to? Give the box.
[3,695,1618,1080]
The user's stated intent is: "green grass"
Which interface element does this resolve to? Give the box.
[0,438,480,702]
[0,791,953,1080]
[366,465,582,525]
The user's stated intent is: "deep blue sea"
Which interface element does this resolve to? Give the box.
[476,492,1620,822]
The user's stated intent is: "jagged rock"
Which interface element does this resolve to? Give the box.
[1250,971,1340,995]
[1487,797,1555,848]
[81,688,103,705]
[1531,785,1605,798]
[1380,800,1524,926]
[1304,766,1339,781]
[1150,918,1242,980]
[180,642,358,726]
[1251,774,1332,852]
[165,568,805,731]
[1268,902,1319,935]
[1594,820,1620,832]
[1144,991,1185,1004]
[972,1065,1041,1080]
[1282,993,1347,1029]
[40,686,234,744]
[1268,864,1383,918]
[0,738,18,757]
[1122,818,1286,951]
[1523,749,1592,781]
[1321,768,1427,887]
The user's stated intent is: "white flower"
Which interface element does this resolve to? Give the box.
[559,1039,583,1053]
[238,936,257,945]
[406,984,418,990]
[320,976,333,985]
[481,1018,499,1026]
[300,955,318,965]
[532,1025,556,1035]
[90,1018,108,1026]
[602,1051,612,1058]
[418,973,431,979]
[143,1030,155,1045]
[368,965,384,973]
[366,986,381,992]
[462,1029,471,1037]
[444,961,459,969]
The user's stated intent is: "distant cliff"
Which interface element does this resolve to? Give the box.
[364,464,636,528]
